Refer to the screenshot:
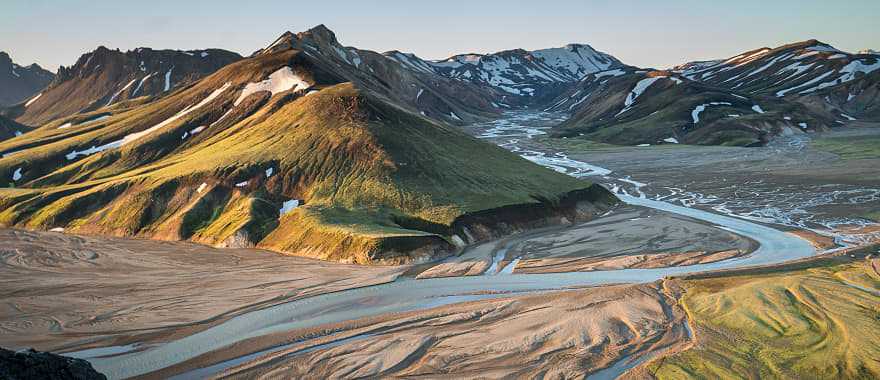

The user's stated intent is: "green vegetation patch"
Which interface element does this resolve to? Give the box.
[812,135,880,160]
[653,259,880,379]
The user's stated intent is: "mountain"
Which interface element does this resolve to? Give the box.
[255,26,501,125]
[0,25,616,265]
[549,68,833,146]
[673,40,880,120]
[427,44,623,106]
[8,47,242,126]
[0,52,54,107]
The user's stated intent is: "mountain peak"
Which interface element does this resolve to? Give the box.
[297,24,340,46]
[258,25,342,56]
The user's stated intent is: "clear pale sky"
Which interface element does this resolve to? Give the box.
[2,0,878,72]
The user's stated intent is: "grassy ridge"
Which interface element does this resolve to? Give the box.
[653,258,880,379]
[0,80,603,263]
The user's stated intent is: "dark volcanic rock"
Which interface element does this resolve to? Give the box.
[0,347,106,380]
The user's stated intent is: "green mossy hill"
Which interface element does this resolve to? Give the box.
[0,82,614,264]
[653,256,880,379]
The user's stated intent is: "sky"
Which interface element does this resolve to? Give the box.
[2,0,878,72]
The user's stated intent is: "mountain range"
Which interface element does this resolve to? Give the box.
[1,26,878,262]
[0,25,615,264]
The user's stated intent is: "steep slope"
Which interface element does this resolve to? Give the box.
[10,47,242,125]
[796,67,880,121]
[0,52,54,107]
[674,40,880,120]
[257,26,500,125]
[0,26,616,265]
[549,68,833,146]
[428,44,623,107]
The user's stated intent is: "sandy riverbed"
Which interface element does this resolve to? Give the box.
[0,228,403,351]
[416,206,754,278]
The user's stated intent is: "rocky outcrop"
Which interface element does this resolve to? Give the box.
[451,184,618,245]
[0,347,107,380]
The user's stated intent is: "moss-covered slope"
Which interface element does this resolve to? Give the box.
[0,42,615,264]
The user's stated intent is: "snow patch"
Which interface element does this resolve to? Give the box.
[25,93,42,107]
[235,181,249,187]
[593,68,626,79]
[279,199,300,216]
[66,83,231,160]
[106,78,138,106]
[692,102,732,123]
[196,183,208,194]
[164,67,173,92]
[663,137,679,144]
[841,113,857,121]
[11,168,22,181]
[752,105,765,114]
[234,67,310,106]
[616,77,663,116]
[265,167,274,177]
[132,73,155,97]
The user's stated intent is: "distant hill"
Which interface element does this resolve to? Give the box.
[549,68,833,146]
[673,40,880,121]
[0,52,53,107]
[427,44,623,106]
[9,46,242,125]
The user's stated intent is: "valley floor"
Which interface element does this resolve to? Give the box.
[0,229,403,350]
[1,113,879,379]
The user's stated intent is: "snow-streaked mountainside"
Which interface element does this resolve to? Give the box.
[0,52,54,107]
[673,40,880,120]
[426,44,622,106]
[673,40,880,97]
[253,26,500,125]
[549,68,834,146]
[0,25,613,264]
[6,47,242,125]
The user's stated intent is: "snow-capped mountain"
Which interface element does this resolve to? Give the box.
[427,44,623,106]
[673,40,880,120]
[0,52,54,107]
[548,68,833,146]
[11,47,242,125]
[673,40,880,98]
